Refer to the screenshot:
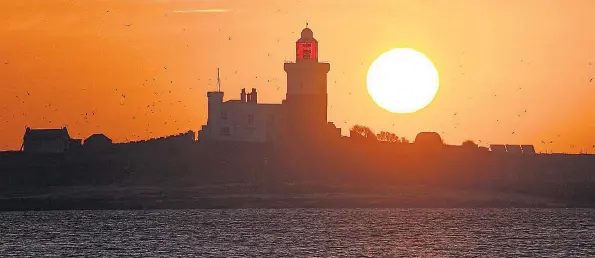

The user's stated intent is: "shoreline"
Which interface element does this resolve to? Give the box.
[1,199,589,211]
[1,186,591,211]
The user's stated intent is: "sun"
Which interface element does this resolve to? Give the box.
[366,48,439,114]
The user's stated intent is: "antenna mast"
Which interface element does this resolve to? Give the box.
[217,68,221,92]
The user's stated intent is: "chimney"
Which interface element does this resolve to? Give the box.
[247,92,252,102]
[240,88,247,102]
[250,88,258,103]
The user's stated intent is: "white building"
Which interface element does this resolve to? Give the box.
[199,88,283,142]
[199,26,340,143]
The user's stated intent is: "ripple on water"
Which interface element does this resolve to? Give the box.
[0,208,594,257]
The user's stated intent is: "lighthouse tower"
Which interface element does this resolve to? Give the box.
[284,26,331,137]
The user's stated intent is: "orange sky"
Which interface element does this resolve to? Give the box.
[1,0,595,153]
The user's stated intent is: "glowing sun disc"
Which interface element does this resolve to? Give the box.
[366,48,439,114]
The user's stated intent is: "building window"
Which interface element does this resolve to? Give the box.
[303,50,311,59]
[221,110,227,119]
[220,127,230,135]
[248,115,254,124]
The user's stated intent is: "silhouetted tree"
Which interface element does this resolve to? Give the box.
[350,125,376,140]
[462,140,478,148]
[400,137,410,144]
[376,131,399,143]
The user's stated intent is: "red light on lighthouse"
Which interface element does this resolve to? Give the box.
[296,27,318,61]
[297,42,318,60]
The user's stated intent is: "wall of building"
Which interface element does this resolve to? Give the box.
[283,95,327,134]
[284,61,331,134]
[207,91,224,125]
[284,62,330,95]
[24,139,67,153]
[201,97,282,143]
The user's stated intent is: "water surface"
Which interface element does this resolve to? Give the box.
[1,209,594,257]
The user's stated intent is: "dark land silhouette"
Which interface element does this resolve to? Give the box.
[1,125,594,211]
[2,26,593,210]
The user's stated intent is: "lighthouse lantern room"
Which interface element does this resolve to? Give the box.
[296,27,318,61]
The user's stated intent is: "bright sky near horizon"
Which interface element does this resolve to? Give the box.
[1,0,595,153]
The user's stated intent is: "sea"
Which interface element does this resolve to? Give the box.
[0,209,594,257]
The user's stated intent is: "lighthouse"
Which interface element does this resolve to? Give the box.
[284,26,331,137]
[199,26,340,144]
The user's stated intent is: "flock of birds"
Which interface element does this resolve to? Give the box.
[0,22,289,146]
[437,56,595,152]
[1,12,594,152]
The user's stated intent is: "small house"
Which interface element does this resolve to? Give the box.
[22,127,75,153]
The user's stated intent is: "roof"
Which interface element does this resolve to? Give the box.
[297,27,317,43]
[490,145,507,152]
[414,132,443,144]
[302,28,313,37]
[85,133,112,142]
[24,127,70,141]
